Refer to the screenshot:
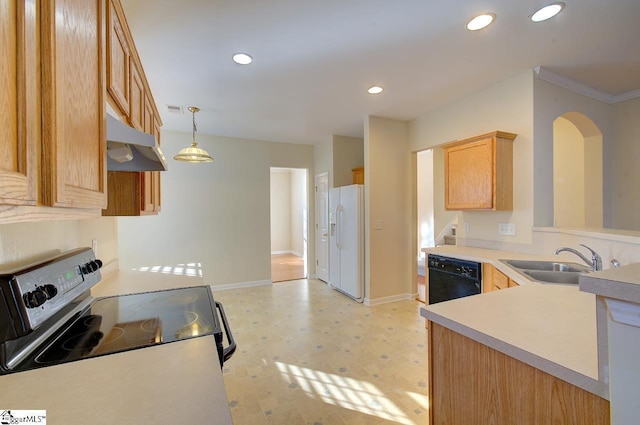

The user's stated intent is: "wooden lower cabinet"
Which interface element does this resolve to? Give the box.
[429,322,610,425]
[483,263,519,292]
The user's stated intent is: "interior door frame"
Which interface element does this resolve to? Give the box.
[315,172,329,282]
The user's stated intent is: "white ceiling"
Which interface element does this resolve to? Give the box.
[120,0,640,145]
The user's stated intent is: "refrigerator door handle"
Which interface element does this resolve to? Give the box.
[336,204,344,249]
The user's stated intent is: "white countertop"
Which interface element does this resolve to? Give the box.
[0,267,233,425]
[0,337,232,425]
[92,267,206,297]
[422,245,572,285]
[421,245,608,399]
[580,262,640,304]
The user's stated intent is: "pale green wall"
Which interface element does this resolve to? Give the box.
[117,130,314,287]
[270,169,292,253]
[314,138,333,187]
[610,97,640,230]
[553,117,586,227]
[532,78,613,228]
[332,135,364,187]
[0,217,118,268]
[365,116,412,301]
[409,70,535,245]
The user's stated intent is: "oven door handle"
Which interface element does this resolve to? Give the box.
[215,301,237,363]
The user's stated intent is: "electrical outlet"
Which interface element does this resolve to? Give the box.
[464,222,470,233]
[92,238,98,256]
[498,223,516,236]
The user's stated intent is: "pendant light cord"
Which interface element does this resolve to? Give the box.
[192,110,197,142]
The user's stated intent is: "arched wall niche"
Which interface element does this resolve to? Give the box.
[553,112,603,228]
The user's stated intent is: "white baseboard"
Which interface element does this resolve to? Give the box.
[365,292,417,306]
[209,279,272,292]
[271,250,304,257]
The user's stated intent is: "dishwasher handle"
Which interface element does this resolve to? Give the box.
[215,301,237,364]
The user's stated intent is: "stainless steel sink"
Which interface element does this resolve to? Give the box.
[500,259,591,285]
[501,259,590,273]
[521,270,583,285]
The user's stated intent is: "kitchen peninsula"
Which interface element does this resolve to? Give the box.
[421,246,610,425]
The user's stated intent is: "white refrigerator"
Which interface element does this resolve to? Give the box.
[329,184,364,302]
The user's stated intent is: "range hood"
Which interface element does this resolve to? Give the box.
[106,114,168,172]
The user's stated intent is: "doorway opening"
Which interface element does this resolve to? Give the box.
[270,167,308,282]
[416,149,435,302]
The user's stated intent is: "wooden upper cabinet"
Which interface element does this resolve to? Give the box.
[106,0,130,116]
[444,131,517,211]
[0,0,39,206]
[352,167,364,185]
[102,0,163,217]
[129,61,144,131]
[40,0,107,209]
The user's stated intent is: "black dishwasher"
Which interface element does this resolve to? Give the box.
[428,254,481,304]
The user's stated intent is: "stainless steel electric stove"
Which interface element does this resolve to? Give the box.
[0,248,235,374]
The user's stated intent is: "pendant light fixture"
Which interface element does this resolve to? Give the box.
[173,106,214,163]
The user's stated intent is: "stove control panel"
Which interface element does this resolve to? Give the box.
[1,248,103,335]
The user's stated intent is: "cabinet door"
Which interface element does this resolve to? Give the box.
[429,323,610,425]
[483,263,512,292]
[40,0,107,209]
[139,95,158,214]
[152,117,162,213]
[106,0,130,116]
[0,0,38,205]
[129,60,144,130]
[445,137,494,210]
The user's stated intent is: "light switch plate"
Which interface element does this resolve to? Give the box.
[374,219,383,230]
[498,223,516,236]
[464,223,470,233]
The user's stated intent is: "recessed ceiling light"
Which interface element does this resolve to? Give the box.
[530,2,565,22]
[466,13,496,31]
[368,86,383,95]
[232,53,253,65]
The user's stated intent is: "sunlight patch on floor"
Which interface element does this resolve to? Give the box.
[275,361,417,425]
[406,390,430,411]
[134,263,203,277]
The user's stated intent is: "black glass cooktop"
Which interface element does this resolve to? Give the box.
[16,286,220,371]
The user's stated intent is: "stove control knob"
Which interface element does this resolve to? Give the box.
[24,289,48,309]
[42,284,58,299]
[81,259,102,274]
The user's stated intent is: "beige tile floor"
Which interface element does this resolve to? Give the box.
[214,279,429,425]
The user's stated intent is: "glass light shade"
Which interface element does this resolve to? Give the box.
[173,141,214,163]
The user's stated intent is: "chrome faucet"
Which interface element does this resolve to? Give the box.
[554,244,602,272]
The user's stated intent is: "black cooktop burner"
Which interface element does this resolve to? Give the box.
[20,286,219,371]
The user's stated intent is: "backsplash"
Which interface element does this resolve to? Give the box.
[460,227,640,270]
[0,218,118,269]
